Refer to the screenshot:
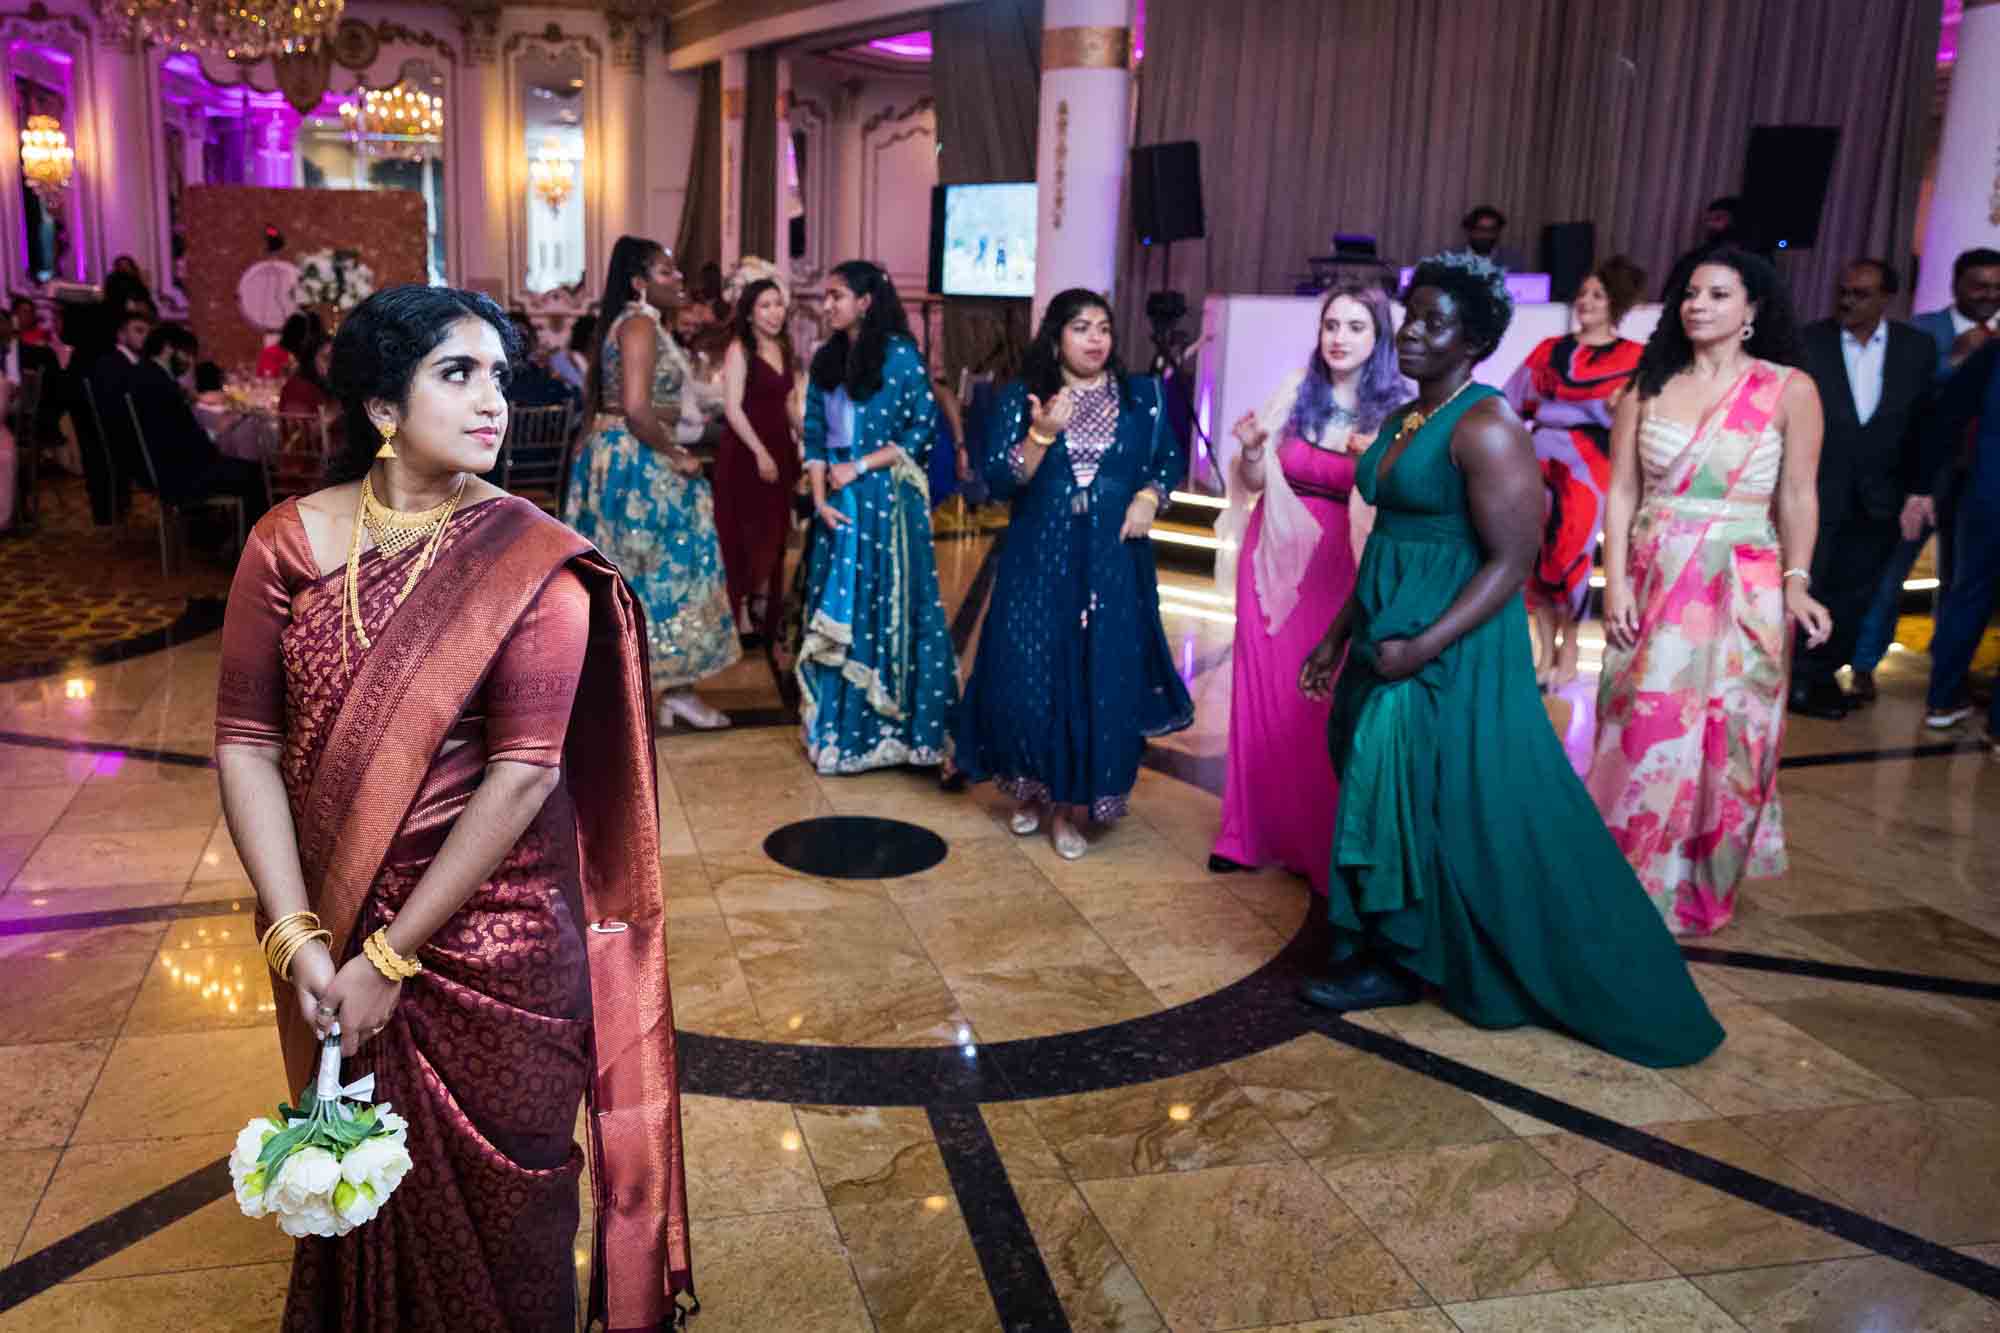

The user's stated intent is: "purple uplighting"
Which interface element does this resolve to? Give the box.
[866,30,932,61]
[93,751,126,778]
[1940,0,1961,64]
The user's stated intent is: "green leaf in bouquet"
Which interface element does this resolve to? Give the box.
[350,1106,379,1137]
[254,1121,313,1187]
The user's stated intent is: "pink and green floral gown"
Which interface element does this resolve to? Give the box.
[1589,361,1801,935]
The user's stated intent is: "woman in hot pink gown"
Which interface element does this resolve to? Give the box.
[1212,283,1410,889]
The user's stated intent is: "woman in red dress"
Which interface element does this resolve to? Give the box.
[216,285,693,1330]
[713,277,802,643]
[1502,255,1646,686]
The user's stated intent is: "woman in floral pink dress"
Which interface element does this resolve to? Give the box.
[1592,250,1830,935]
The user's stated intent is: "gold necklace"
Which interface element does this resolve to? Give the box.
[1390,375,1475,450]
[342,471,468,671]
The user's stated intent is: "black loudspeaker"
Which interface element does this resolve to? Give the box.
[1541,222,1596,301]
[1131,141,1205,246]
[1740,126,1840,252]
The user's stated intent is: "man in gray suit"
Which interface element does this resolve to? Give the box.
[1845,246,2000,701]
[1793,260,1935,717]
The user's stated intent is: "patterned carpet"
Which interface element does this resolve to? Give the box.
[0,473,233,677]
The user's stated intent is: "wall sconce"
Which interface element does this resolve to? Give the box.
[528,137,573,214]
[20,115,73,203]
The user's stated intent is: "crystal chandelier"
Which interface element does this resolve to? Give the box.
[19,116,74,203]
[340,84,443,160]
[106,0,344,60]
[528,138,574,214]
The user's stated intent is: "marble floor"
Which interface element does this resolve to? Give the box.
[0,528,1997,1333]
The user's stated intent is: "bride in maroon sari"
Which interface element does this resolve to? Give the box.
[215,285,695,1331]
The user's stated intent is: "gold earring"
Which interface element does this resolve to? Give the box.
[375,422,398,460]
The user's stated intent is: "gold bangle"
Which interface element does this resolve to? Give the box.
[269,926,330,983]
[262,916,319,977]
[363,927,424,982]
[1027,426,1057,447]
[258,910,318,953]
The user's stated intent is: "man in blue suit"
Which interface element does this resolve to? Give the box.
[1846,247,2000,701]
[1905,336,2000,744]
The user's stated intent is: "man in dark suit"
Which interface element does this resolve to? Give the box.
[123,322,268,522]
[1848,247,2000,694]
[79,306,153,524]
[1793,259,1935,718]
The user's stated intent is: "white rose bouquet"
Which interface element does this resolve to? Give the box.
[231,1028,413,1238]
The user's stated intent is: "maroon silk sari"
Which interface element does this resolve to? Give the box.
[216,496,694,1331]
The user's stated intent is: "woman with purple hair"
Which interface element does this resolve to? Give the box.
[1211,283,1409,887]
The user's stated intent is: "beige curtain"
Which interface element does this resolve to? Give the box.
[673,64,723,282]
[931,0,1043,379]
[1123,0,1940,335]
[740,49,779,262]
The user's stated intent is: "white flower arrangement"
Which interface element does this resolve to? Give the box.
[291,249,378,313]
[722,255,788,308]
[231,1029,413,1238]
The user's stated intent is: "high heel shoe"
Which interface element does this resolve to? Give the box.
[658,690,732,731]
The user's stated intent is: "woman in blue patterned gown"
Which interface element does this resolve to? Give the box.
[950,288,1193,859]
[796,260,959,773]
[564,235,740,729]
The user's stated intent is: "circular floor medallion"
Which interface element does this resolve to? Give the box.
[762,815,949,880]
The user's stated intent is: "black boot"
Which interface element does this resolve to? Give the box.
[1300,957,1421,1012]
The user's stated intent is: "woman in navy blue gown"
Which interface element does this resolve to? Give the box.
[951,288,1193,858]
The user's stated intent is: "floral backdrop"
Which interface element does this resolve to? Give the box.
[182,185,427,370]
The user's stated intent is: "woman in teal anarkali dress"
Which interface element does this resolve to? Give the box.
[795,261,958,773]
[1299,253,1722,1070]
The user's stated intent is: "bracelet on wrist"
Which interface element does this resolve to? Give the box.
[261,911,330,982]
[1027,426,1057,447]
[1782,567,1810,585]
[362,927,424,982]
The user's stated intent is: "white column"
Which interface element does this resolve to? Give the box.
[1917,0,2000,312]
[719,50,747,271]
[1031,0,1134,322]
[89,38,160,282]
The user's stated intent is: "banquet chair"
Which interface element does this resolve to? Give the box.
[496,402,574,514]
[9,367,46,527]
[78,378,128,522]
[125,396,245,577]
[263,410,332,505]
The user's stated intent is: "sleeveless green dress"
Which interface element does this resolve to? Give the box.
[1328,385,1723,1069]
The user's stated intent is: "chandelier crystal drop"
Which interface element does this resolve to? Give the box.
[19,116,74,202]
[107,0,344,60]
[529,138,574,214]
[339,84,444,159]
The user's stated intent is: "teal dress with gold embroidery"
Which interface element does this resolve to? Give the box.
[1328,385,1722,1068]
[796,335,959,773]
[562,305,740,694]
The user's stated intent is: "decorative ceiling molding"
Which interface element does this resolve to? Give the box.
[860,92,931,139]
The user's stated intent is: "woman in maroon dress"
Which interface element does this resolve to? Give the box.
[215,285,693,1330]
[714,278,802,642]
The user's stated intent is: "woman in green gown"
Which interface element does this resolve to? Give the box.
[1298,252,1722,1070]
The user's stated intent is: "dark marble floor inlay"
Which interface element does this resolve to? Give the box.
[0,1156,232,1314]
[761,815,949,880]
[928,1104,1070,1332]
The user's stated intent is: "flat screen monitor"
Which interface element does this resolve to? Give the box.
[934,182,1037,298]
